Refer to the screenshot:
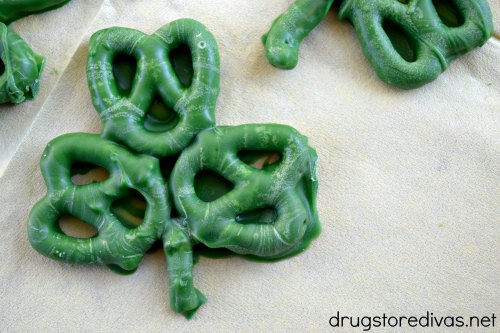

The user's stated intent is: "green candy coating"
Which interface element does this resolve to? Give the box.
[162,219,207,318]
[28,19,321,318]
[28,133,169,271]
[0,0,71,24]
[263,0,334,69]
[263,0,493,89]
[339,0,493,89]
[87,19,220,158]
[171,124,320,259]
[0,22,44,104]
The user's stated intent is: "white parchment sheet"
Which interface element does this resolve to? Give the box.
[0,1,499,332]
[0,0,105,175]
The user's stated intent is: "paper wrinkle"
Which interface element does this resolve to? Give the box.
[0,1,499,332]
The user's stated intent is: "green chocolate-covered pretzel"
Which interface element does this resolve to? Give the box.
[28,133,169,272]
[0,0,71,24]
[28,19,321,319]
[339,0,493,89]
[87,19,220,158]
[263,0,493,89]
[166,124,319,314]
[28,125,320,318]
[171,124,320,258]
[0,22,44,104]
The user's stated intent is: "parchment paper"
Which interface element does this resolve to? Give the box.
[0,1,499,332]
[0,0,105,175]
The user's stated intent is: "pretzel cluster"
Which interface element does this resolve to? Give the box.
[263,0,493,89]
[28,19,320,318]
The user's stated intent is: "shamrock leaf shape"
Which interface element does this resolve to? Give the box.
[28,133,169,272]
[263,0,493,89]
[28,19,320,319]
[87,18,220,158]
[171,124,320,259]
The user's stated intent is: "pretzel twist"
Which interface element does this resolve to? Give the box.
[263,0,493,89]
[87,19,220,157]
[338,0,493,88]
[171,124,320,258]
[28,133,169,271]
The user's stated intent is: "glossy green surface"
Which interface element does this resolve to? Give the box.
[87,19,220,158]
[171,124,320,259]
[28,19,321,319]
[0,0,71,24]
[263,0,334,69]
[162,219,207,318]
[263,0,493,89]
[0,22,44,104]
[339,0,493,89]
[28,133,169,271]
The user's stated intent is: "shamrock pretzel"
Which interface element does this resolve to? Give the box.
[171,124,320,258]
[87,18,220,158]
[28,133,169,272]
[28,19,321,319]
[0,22,44,103]
[263,0,493,89]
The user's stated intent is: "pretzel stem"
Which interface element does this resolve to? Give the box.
[162,221,206,318]
[262,0,334,69]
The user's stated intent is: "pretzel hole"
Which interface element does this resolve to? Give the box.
[237,150,282,170]
[397,0,409,4]
[146,240,164,254]
[236,207,277,225]
[58,214,98,238]
[111,189,147,228]
[112,53,137,96]
[0,59,5,76]
[144,95,180,133]
[160,153,181,180]
[383,20,417,62]
[194,170,234,202]
[432,0,464,27]
[169,44,193,87]
[70,162,110,185]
